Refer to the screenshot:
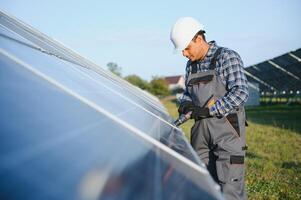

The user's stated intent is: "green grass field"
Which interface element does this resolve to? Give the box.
[162,99,301,200]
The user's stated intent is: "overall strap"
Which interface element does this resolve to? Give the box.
[209,47,223,70]
[190,61,198,74]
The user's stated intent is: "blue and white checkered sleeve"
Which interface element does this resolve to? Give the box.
[209,50,249,116]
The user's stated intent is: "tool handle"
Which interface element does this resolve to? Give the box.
[173,111,192,126]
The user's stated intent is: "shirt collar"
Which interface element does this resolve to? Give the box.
[204,41,218,59]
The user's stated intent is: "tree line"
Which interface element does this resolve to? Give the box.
[107,62,170,97]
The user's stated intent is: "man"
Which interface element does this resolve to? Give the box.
[170,17,249,200]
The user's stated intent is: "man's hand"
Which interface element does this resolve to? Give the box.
[191,107,211,120]
[178,101,195,115]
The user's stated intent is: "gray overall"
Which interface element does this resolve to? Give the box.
[187,48,247,200]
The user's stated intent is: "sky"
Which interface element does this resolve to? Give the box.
[1,0,301,80]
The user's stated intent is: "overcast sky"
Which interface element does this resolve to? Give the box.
[1,0,301,80]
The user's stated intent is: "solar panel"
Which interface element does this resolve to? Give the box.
[273,54,301,80]
[245,49,301,93]
[292,48,301,58]
[0,11,222,200]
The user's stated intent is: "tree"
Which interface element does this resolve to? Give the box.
[124,75,151,91]
[107,62,122,76]
[149,76,170,97]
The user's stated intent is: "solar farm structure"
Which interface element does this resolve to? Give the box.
[244,49,301,105]
[0,11,223,200]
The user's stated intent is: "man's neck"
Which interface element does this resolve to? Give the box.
[199,42,210,60]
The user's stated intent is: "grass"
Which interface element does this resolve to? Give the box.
[246,105,301,133]
[161,99,301,200]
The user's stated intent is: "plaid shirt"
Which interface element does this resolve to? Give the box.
[180,41,249,116]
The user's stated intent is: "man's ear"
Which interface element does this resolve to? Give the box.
[196,35,203,43]
[192,35,202,44]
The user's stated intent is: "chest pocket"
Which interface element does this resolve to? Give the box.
[187,71,216,107]
[187,74,214,86]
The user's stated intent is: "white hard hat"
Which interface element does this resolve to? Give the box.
[170,17,205,53]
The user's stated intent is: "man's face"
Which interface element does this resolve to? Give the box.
[182,36,203,62]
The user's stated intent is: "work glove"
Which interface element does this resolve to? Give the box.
[190,107,211,120]
[178,101,195,115]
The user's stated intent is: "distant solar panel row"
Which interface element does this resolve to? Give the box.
[245,48,301,94]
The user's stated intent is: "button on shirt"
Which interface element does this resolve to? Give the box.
[180,41,249,116]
